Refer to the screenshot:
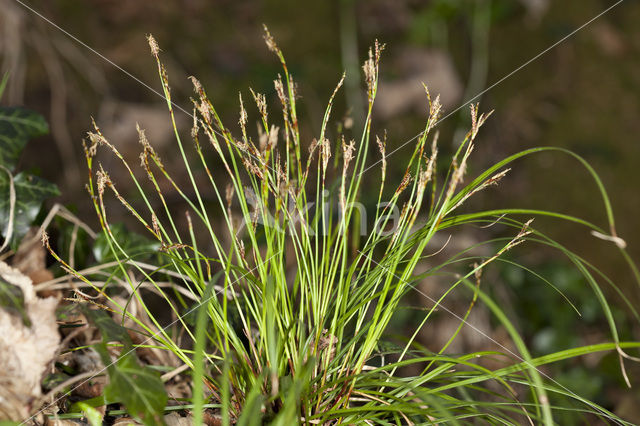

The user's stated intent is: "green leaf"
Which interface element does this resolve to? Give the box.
[82,307,133,346]
[74,401,104,426]
[83,307,167,425]
[69,395,107,411]
[93,223,160,264]
[0,276,30,326]
[0,106,48,171]
[0,171,60,250]
[102,351,167,425]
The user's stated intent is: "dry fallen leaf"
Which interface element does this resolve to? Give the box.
[0,261,60,421]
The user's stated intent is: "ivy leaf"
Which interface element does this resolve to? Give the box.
[93,223,160,264]
[102,351,168,425]
[0,171,60,250]
[83,308,167,425]
[0,106,48,171]
[83,308,133,346]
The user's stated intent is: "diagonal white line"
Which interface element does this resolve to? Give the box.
[11,0,194,117]
[12,0,279,176]
[358,0,626,178]
[357,249,624,425]
[21,250,281,425]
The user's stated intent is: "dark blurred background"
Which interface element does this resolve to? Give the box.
[2,0,640,420]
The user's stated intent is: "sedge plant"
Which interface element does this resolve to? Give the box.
[46,27,640,424]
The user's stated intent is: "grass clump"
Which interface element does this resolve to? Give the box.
[45,27,640,424]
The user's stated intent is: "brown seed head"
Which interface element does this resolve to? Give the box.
[147,34,160,57]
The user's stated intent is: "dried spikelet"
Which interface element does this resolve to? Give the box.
[138,150,147,170]
[430,94,442,122]
[374,39,385,62]
[274,75,287,107]
[84,138,97,158]
[263,24,278,54]
[191,106,199,139]
[363,49,375,99]
[87,117,107,148]
[242,157,264,180]
[95,167,110,197]
[238,93,248,128]
[485,168,510,187]
[190,76,203,94]
[340,137,356,212]
[87,131,106,149]
[511,219,534,248]
[151,213,161,240]
[147,34,160,57]
[451,167,508,213]
[423,83,432,109]
[376,132,387,179]
[235,136,260,160]
[90,120,126,163]
[477,110,493,130]
[97,165,150,229]
[190,78,213,125]
[159,64,171,96]
[137,124,164,169]
[363,40,385,102]
[396,171,412,194]
[40,230,49,247]
[197,100,212,125]
[274,156,289,198]
[470,103,479,134]
[321,138,331,174]
[160,242,189,253]
[469,104,494,140]
[342,137,356,167]
[136,124,150,148]
[250,89,268,121]
[309,138,319,155]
